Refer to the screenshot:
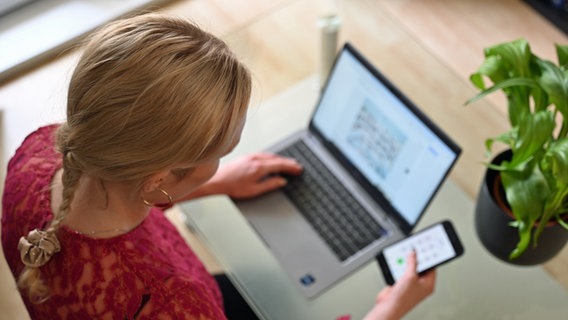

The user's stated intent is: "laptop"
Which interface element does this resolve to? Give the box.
[235,43,461,298]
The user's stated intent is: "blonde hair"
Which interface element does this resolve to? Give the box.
[18,13,251,303]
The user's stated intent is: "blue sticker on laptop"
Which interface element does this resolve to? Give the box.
[300,274,316,286]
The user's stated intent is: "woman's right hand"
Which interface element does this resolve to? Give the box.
[364,250,436,320]
[183,153,303,201]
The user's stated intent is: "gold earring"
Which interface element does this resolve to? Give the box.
[143,187,173,208]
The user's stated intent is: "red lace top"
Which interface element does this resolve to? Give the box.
[1,125,226,319]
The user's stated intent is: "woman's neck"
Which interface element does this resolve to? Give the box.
[51,169,150,238]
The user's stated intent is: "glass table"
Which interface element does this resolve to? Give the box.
[179,0,568,319]
[181,76,568,319]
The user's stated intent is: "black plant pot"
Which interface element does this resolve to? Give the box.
[475,150,568,266]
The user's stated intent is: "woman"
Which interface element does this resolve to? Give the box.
[1,13,434,319]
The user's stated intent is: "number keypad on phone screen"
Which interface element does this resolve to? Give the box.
[383,224,456,282]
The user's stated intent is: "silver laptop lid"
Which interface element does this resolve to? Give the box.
[309,43,461,233]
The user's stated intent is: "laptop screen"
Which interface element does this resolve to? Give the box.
[311,43,460,231]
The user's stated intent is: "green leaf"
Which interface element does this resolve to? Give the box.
[469,55,504,90]
[502,165,549,223]
[537,60,568,122]
[484,130,516,155]
[510,110,555,167]
[501,165,548,258]
[484,39,532,78]
[557,213,568,229]
[466,78,538,105]
[542,139,568,187]
[510,220,532,259]
[556,44,568,67]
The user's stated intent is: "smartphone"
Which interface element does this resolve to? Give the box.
[376,220,464,285]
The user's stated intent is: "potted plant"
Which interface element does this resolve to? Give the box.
[467,38,568,264]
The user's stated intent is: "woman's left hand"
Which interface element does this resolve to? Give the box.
[364,250,436,320]
[199,153,303,199]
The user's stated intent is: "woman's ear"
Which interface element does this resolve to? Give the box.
[142,170,170,193]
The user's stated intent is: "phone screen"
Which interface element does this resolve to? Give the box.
[380,221,461,283]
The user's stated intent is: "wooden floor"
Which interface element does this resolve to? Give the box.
[1,0,568,318]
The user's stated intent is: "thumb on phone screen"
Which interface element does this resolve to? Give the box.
[405,249,418,274]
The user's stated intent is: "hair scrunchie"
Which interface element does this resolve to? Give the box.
[18,229,61,268]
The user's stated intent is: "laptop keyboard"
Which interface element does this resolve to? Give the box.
[279,141,386,262]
